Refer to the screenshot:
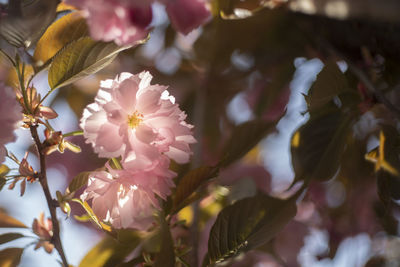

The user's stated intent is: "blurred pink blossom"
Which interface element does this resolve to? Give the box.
[163,0,210,35]
[65,0,152,46]
[81,160,175,230]
[80,71,195,165]
[65,0,210,44]
[32,212,54,253]
[0,83,21,163]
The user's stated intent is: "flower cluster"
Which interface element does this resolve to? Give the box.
[80,71,195,230]
[0,83,21,164]
[65,0,210,45]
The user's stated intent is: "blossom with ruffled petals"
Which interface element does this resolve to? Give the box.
[65,0,152,46]
[0,83,21,163]
[80,71,195,165]
[81,160,175,230]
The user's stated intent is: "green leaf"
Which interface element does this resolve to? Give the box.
[48,36,135,89]
[365,125,400,176]
[73,214,91,223]
[79,232,140,267]
[154,215,175,267]
[0,248,23,267]
[0,0,58,48]
[0,165,7,192]
[34,11,89,66]
[0,233,24,245]
[68,171,90,193]
[372,125,400,200]
[71,198,111,232]
[205,193,296,265]
[306,62,350,112]
[291,106,353,183]
[0,165,10,176]
[172,166,219,213]
[0,212,27,228]
[220,120,275,167]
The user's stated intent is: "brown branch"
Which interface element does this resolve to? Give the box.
[345,62,400,119]
[30,125,69,267]
[320,38,400,119]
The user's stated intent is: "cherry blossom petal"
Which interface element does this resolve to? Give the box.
[165,0,210,35]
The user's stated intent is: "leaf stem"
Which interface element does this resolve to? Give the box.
[39,89,54,106]
[30,125,69,267]
[15,59,31,114]
[111,158,123,170]
[63,130,84,137]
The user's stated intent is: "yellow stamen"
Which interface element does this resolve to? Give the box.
[365,130,399,176]
[127,111,143,129]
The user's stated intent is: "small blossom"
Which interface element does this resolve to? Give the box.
[32,212,54,253]
[81,159,175,230]
[42,129,81,155]
[19,152,36,180]
[0,83,21,163]
[16,87,57,126]
[80,71,195,165]
[9,152,37,196]
[65,0,152,46]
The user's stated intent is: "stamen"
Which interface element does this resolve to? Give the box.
[127,111,143,129]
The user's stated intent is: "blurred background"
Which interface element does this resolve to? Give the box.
[1,0,400,266]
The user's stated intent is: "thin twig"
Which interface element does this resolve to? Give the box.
[321,39,400,119]
[15,59,31,114]
[11,49,68,266]
[346,62,400,118]
[30,125,69,267]
[63,130,83,137]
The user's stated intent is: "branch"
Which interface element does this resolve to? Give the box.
[30,125,69,267]
[345,62,400,119]
[320,39,400,119]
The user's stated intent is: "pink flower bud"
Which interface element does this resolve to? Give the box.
[19,152,35,178]
[32,212,54,253]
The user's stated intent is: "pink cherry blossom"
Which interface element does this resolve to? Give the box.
[65,0,210,44]
[164,0,211,35]
[65,0,152,46]
[81,160,175,230]
[80,71,195,165]
[0,83,21,163]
